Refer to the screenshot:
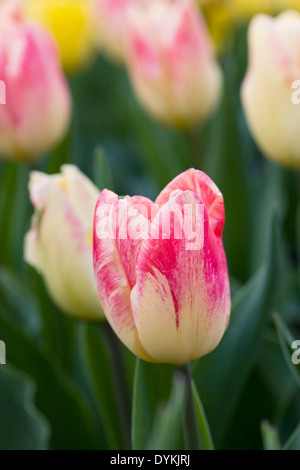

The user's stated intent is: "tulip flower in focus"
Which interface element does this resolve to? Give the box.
[25,165,105,321]
[0,0,71,162]
[241,11,300,168]
[25,0,95,71]
[93,169,231,364]
[125,0,223,129]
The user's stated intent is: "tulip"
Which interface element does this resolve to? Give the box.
[92,0,140,63]
[125,0,223,128]
[25,165,105,321]
[25,0,95,71]
[93,168,231,364]
[241,11,300,168]
[0,0,71,162]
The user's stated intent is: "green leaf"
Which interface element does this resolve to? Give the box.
[283,422,300,450]
[0,364,50,450]
[131,359,174,450]
[261,421,281,450]
[146,372,186,450]
[192,381,214,450]
[84,323,129,450]
[273,314,300,389]
[0,267,41,336]
[193,210,282,447]
[0,304,101,449]
[93,146,114,190]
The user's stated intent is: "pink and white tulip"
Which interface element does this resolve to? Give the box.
[92,0,140,62]
[125,0,223,128]
[241,11,300,168]
[93,169,231,364]
[0,0,71,161]
[25,165,104,321]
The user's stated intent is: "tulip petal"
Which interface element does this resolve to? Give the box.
[93,189,154,361]
[156,168,225,237]
[131,190,230,364]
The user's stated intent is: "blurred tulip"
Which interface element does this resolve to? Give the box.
[241,11,300,168]
[93,169,231,364]
[0,0,71,162]
[92,0,141,63]
[25,165,105,321]
[25,0,95,71]
[125,0,223,128]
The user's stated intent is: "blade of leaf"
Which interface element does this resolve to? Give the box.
[131,358,174,450]
[273,313,300,388]
[0,304,101,450]
[261,421,281,450]
[0,364,50,450]
[146,372,186,450]
[283,422,300,450]
[93,146,114,190]
[192,381,214,450]
[83,323,129,450]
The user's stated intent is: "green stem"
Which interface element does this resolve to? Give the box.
[103,323,131,449]
[183,126,205,170]
[176,363,201,450]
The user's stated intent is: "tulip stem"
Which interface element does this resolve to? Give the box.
[176,363,202,450]
[183,127,205,170]
[103,323,132,449]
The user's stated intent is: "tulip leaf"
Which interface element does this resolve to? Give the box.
[131,359,174,450]
[283,422,300,450]
[0,162,30,267]
[93,145,114,190]
[0,364,50,450]
[273,313,300,388]
[0,303,101,449]
[192,381,214,450]
[146,371,186,450]
[84,323,131,450]
[261,421,281,451]
[193,210,282,448]
[0,267,41,336]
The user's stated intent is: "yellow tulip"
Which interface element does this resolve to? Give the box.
[25,0,95,71]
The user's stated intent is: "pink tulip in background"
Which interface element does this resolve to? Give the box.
[92,0,140,62]
[125,0,223,128]
[0,0,71,162]
[93,169,231,364]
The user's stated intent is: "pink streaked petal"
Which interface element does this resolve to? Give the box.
[93,192,153,361]
[131,190,230,364]
[110,197,150,288]
[166,0,211,66]
[156,168,225,237]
